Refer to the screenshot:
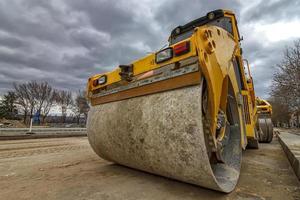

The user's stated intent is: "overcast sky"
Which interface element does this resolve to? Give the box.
[0,0,299,98]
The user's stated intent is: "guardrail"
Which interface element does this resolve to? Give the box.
[0,128,87,140]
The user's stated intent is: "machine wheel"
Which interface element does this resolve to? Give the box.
[258,116,273,143]
[87,78,242,193]
[202,78,242,192]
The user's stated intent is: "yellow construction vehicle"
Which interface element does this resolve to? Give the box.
[86,9,260,193]
[256,97,273,143]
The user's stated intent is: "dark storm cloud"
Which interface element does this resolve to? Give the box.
[1,0,233,93]
[243,0,300,23]
[154,0,241,30]
[239,0,300,98]
[0,0,299,99]
[244,39,295,98]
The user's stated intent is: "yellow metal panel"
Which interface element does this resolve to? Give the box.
[87,9,261,148]
[89,39,197,91]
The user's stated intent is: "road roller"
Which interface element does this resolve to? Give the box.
[256,98,274,143]
[86,9,260,193]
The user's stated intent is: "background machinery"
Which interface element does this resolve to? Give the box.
[256,98,274,143]
[86,9,270,193]
[243,59,274,144]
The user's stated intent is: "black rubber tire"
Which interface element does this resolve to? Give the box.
[258,116,273,143]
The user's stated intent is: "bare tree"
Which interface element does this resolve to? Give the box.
[71,90,90,124]
[270,39,300,126]
[28,81,56,124]
[13,83,31,123]
[13,81,57,124]
[41,89,57,124]
[268,96,290,126]
[55,90,73,123]
[25,82,38,120]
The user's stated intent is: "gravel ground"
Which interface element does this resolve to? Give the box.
[0,137,299,200]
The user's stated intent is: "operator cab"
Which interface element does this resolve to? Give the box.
[169,9,240,45]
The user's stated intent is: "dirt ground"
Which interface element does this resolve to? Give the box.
[0,119,26,128]
[0,137,299,200]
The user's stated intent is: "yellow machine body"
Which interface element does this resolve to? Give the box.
[256,97,274,143]
[257,98,273,115]
[87,10,258,148]
[86,9,260,192]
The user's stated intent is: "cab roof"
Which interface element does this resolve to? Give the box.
[170,9,234,39]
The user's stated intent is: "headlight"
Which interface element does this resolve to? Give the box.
[93,75,107,86]
[155,48,173,63]
[98,75,107,84]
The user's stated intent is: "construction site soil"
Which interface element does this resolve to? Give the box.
[0,137,299,200]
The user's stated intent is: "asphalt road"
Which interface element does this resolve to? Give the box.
[0,137,299,200]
